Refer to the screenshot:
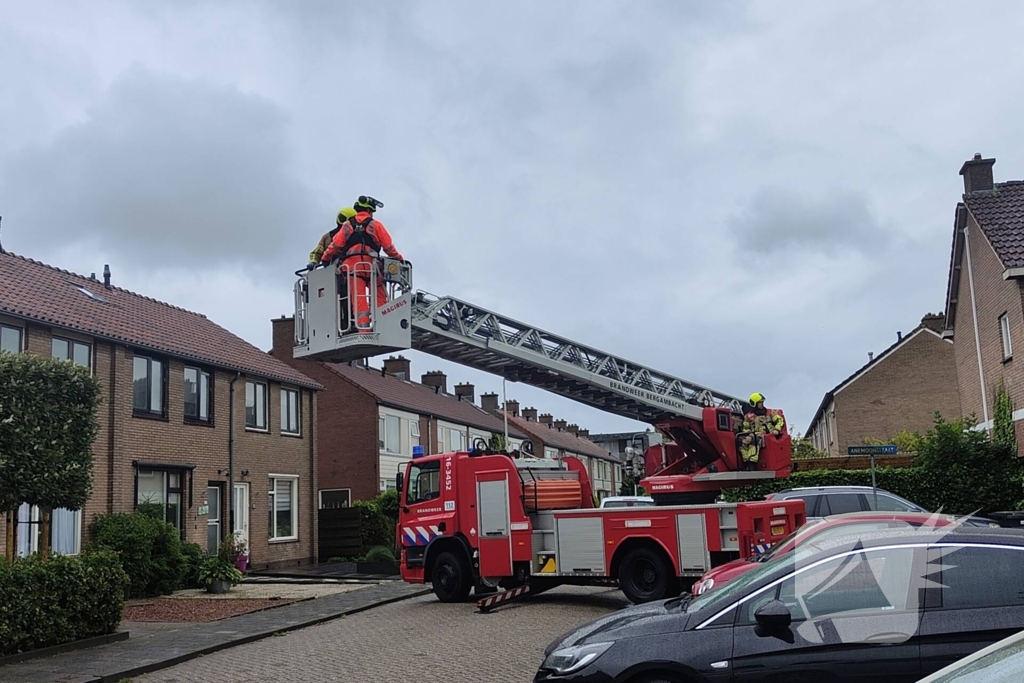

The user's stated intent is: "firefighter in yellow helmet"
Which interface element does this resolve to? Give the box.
[737,392,785,470]
[306,207,358,270]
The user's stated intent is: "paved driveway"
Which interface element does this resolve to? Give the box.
[139,586,629,682]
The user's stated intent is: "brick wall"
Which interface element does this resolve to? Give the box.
[270,317,379,502]
[2,320,317,570]
[952,212,1024,453]
[832,330,960,451]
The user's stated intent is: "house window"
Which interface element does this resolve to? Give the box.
[52,337,91,369]
[245,380,268,430]
[380,478,397,492]
[0,324,22,353]
[132,355,165,416]
[446,428,465,452]
[281,388,301,435]
[545,448,558,460]
[410,420,421,450]
[15,504,81,556]
[268,476,298,541]
[184,367,212,423]
[1000,313,1013,360]
[136,468,184,530]
[319,489,351,509]
[379,414,400,453]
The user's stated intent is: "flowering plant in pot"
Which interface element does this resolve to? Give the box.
[197,556,244,594]
[218,535,249,572]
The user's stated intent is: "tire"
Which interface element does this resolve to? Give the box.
[431,551,472,602]
[618,546,676,604]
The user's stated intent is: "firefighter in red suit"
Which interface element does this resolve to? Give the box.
[321,196,404,331]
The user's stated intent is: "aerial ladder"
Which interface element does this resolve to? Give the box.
[293,261,792,504]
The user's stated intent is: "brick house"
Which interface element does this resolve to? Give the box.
[270,319,529,504]
[493,400,621,501]
[807,314,960,456]
[0,253,320,569]
[942,154,1024,450]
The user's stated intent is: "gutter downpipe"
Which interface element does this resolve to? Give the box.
[964,222,990,429]
[228,373,242,540]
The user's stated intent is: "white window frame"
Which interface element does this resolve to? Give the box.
[410,420,421,449]
[246,380,268,432]
[0,322,23,354]
[380,478,397,492]
[318,488,351,509]
[268,475,299,542]
[1000,313,1013,360]
[281,387,301,435]
[379,413,401,454]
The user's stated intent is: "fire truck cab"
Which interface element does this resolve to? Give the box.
[396,448,805,606]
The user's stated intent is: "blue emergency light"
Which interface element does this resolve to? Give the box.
[412,445,424,458]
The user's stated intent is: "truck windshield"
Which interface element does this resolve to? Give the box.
[406,461,441,505]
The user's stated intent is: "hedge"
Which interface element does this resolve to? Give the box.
[89,511,187,598]
[354,490,400,554]
[0,550,127,656]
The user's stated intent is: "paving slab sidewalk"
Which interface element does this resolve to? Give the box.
[0,581,430,683]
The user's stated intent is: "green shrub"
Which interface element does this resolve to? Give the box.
[364,545,396,563]
[196,557,244,586]
[0,550,127,656]
[354,490,402,554]
[89,511,186,598]
[180,542,205,589]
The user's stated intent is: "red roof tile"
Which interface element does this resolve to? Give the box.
[964,182,1024,269]
[325,362,529,437]
[505,413,617,461]
[0,252,320,389]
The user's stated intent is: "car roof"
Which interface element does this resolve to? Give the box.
[602,496,653,501]
[775,486,901,494]
[818,511,955,524]
[804,526,1024,553]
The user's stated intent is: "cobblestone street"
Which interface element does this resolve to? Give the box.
[138,586,629,683]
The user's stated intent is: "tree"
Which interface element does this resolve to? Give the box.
[993,378,1017,455]
[0,352,102,560]
[488,432,507,452]
[618,471,645,496]
[791,437,826,459]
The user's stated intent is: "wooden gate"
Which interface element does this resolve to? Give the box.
[317,507,361,562]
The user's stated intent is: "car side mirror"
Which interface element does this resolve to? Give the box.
[754,600,792,635]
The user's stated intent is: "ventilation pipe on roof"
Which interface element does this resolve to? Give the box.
[897,331,903,342]
[0,216,4,254]
[103,265,111,290]
[868,352,874,361]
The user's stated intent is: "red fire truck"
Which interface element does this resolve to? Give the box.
[293,262,805,609]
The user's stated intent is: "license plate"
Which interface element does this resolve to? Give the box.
[771,525,785,536]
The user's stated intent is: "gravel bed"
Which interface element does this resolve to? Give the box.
[124,597,300,622]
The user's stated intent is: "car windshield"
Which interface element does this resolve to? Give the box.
[929,633,1024,682]
[756,519,824,562]
[687,553,790,615]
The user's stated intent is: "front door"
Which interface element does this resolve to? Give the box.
[233,483,250,558]
[476,471,513,578]
[207,485,222,556]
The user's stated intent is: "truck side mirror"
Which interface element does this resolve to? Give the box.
[754,600,792,637]
[395,471,404,499]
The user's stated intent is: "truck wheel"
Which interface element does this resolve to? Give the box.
[619,546,675,604]
[432,551,472,602]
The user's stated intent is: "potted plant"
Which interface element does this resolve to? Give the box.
[197,556,244,594]
[219,535,249,572]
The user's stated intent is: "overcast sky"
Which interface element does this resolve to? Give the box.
[3,1,1023,437]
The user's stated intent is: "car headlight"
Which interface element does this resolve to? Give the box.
[541,642,613,675]
[697,578,714,595]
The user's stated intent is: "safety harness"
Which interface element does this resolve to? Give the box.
[341,215,381,258]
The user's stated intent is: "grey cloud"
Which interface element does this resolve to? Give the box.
[728,186,892,255]
[0,66,321,276]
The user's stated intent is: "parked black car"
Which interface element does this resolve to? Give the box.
[534,528,1024,682]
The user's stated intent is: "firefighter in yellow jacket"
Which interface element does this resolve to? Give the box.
[738,392,784,470]
[306,207,357,270]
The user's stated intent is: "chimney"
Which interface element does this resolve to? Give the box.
[921,312,945,333]
[454,382,475,403]
[103,264,112,290]
[577,428,590,439]
[539,414,553,428]
[421,371,447,393]
[566,424,579,436]
[959,153,996,194]
[383,355,411,379]
[481,392,500,412]
[504,400,520,417]
[521,407,538,422]
[553,419,568,431]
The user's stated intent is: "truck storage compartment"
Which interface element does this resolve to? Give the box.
[523,479,583,511]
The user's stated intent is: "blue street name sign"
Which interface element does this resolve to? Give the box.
[847,445,898,455]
